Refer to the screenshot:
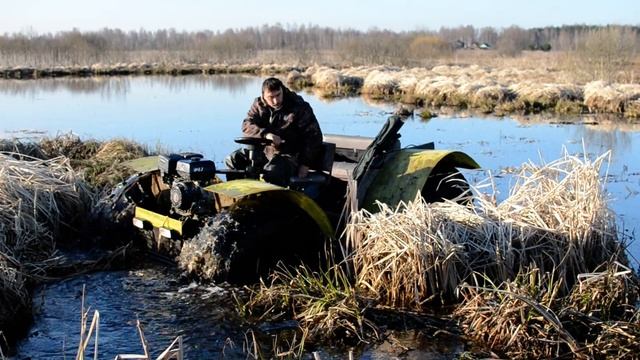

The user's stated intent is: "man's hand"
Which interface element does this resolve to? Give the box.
[298,165,309,178]
[264,133,284,146]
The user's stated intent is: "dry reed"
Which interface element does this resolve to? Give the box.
[305,66,363,97]
[346,199,469,307]
[239,264,379,344]
[454,262,640,359]
[345,151,622,309]
[454,269,579,359]
[0,152,92,345]
[0,153,89,259]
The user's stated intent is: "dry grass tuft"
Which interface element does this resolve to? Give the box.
[39,133,101,160]
[285,69,312,89]
[625,99,640,118]
[361,69,400,98]
[454,269,579,359]
[307,66,363,97]
[0,153,91,342]
[455,262,640,359]
[345,151,621,309]
[566,261,638,321]
[584,81,640,114]
[239,264,379,344]
[316,64,639,117]
[347,199,469,307]
[0,154,90,258]
[511,82,583,112]
[81,139,147,188]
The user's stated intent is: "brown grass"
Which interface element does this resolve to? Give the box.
[304,66,363,97]
[345,151,622,309]
[454,269,578,359]
[0,153,92,343]
[239,264,379,344]
[4,53,639,118]
[454,262,640,359]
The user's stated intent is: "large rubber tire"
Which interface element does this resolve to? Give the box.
[421,165,471,204]
[178,193,327,283]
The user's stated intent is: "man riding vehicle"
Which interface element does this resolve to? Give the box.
[225,77,323,187]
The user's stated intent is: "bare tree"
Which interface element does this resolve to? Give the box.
[496,25,530,56]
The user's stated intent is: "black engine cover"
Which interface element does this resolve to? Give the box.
[158,153,203,177]
[176,158,216,181]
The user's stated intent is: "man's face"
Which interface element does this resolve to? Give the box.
[263,88,284,110]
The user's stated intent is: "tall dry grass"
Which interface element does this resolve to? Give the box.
[455,262,639,359]
[0,152,92,345]
[0,154,90,258]
[287,61,640,117]
[238,150,634,357]
[345,151,622,309]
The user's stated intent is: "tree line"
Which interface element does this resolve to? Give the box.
[0,24,638,69]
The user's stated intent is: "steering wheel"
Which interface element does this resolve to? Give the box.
[234,137,273,147]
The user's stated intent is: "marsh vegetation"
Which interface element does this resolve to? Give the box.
[1,134,637,358]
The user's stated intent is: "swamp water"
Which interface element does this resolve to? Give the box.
[1,75,638,358]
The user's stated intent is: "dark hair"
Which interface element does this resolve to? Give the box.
[262,77,283,93]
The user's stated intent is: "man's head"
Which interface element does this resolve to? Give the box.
[262,77,284,110]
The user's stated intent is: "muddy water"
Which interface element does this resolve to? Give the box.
[1,75,639,358]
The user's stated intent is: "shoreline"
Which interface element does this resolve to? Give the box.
[1,62,639,119]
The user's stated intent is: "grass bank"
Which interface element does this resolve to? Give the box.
[2,53,639,119]
[294,65,640,119]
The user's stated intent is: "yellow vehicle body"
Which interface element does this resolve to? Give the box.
[362,149,480,210]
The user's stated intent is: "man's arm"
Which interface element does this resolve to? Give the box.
[241,99,266,137]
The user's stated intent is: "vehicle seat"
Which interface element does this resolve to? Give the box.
[290,142,336,185]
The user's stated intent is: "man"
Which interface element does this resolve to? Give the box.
[225,77,323,186]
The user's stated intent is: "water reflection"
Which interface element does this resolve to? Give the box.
[0,74,257,99]
[15,265,247,359]
[147,74,257,95]
[0,77,130,99]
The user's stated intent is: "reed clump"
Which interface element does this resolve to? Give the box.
[0,153,92,345]
[347,200,469,307]
[346,152,621,309]
[454,262,640,359]
[454,269,579,359]
[238,151,635,356]
[361,69,401,99]
[583,81,640,115]
[304,66,363,97]
[3,134,147,190]
[239,264,379,344]
[299,65,639,118]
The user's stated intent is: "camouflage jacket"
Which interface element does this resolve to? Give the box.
[241,87,323,167]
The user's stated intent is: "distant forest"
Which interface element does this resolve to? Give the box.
[0,24,638,67]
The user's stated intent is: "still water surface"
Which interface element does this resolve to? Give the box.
[1,75,638,358]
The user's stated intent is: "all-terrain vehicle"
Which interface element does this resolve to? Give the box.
[107,114,479,282]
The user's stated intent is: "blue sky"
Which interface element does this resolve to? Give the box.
[1,0,638,34]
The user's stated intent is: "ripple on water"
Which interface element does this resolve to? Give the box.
[15,264,246,359]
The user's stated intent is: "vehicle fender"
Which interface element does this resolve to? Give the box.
[121,155,160,173]
[204,179,334,238]
[362,149,480,211]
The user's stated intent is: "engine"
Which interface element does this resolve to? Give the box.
[158,153,217,216]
